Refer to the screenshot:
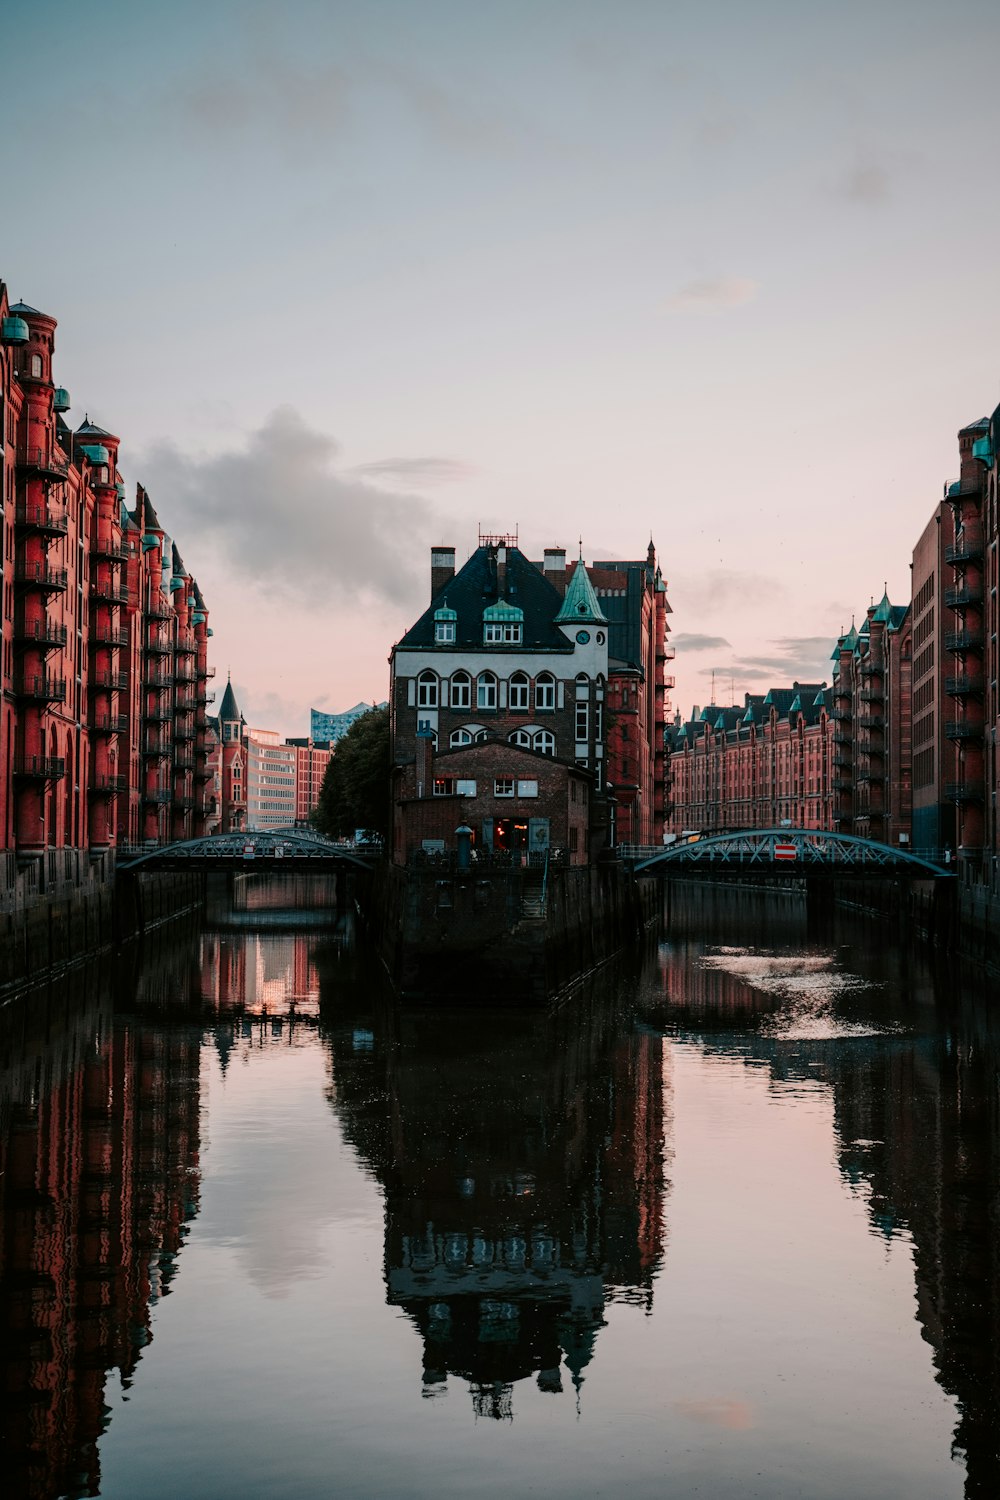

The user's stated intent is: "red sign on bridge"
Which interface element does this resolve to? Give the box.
[774,843,798,861]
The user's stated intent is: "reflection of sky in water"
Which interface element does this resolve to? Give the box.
[698,948,904,1041]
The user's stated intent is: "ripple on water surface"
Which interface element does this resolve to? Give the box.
[698,947,906,1040]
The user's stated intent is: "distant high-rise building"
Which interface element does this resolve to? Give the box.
[310,702,386,744]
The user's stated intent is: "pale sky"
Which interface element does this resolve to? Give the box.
[5,0,1000,734]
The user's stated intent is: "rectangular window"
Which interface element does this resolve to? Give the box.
[434,621,456,643]
[494,777,515,797]
[433,778,455,796]
[484,623,522,644]
[576,704,588,741]
[569,827,579,852]
[517,779,538,798]
[455,779,477,796]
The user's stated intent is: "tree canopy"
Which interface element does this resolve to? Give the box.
[312,705,390,839]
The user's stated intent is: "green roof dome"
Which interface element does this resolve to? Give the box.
[482,600,524,622]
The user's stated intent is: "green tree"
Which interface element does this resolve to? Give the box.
[312,705,390,839]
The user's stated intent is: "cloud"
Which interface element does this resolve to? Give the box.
[700,570,786,607]
[173,58,351,145]
[347,456,474,486]
[665,276,759,313]
[671,632,732,652]
[136,408,442,609]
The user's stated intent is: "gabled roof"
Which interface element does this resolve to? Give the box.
[397,546,573,652]
[555,559,608,626]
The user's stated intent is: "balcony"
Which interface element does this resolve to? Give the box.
[945,535,984,564]
[856,770,885,784]
[92,535,130,561]
[90,774,128,795]
[146,669,174,689]
[175,690,197,710]
[143,788,172,805]
[195,765,215,782]
[13,755,66,780]
[93,714,129,736]
[145,599,172,620]
[143,739,170,759]
[945,630,984,652]
[17,446,70,479]
[92,625,130,648]
[15,562,68,594]
[859,689,884,703]
[831,708,851,722]
[14,618,67,649]
[145,633,172,655]
[856,714,884,729]
[16,673,66,702]
[832,777,853,793]
[172,795,195,812]
[174,751,196,770]
[198,690,216,706]
[175,723,196,741]
[945,584,983,609]
[175,633,196,656]
[175,663,196,682]
[946,675,984,697]
[832,731,851,746]
[90,670,130,692]
[945,719,983,741]
[833,754,852,770]
[859,660,884,678]
[91,579,130,605]
[15,503,68,538]
[144,704,174,723]
[201,665,216,679]
[945,781,985,802]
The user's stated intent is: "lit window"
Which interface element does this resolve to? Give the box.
[494,777,515,797]
[433,778,456,796]
[477,672,497,710]
[417,671,438,708]
[535,673,555,711]
[451,671,471,709]
[517,779,538,798]
[509,671,530,710]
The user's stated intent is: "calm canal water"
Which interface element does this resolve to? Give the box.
[2,879,998,1499]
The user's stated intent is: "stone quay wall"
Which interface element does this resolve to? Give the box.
[1,852,202,999]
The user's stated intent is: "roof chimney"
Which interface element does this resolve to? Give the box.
[543,547,567,595]
[431,546,455,600]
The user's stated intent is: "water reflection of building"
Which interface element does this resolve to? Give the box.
[647,889,1000,1500]
[0,976,201,1499]
[326,986,667,1418]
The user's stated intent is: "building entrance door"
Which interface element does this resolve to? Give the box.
[491,818,529,855]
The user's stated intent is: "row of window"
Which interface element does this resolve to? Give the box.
[432,777,541,798]
[416,669,603,712]
[444,724,557,754]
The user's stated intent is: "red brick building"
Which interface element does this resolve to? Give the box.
[285,737,335,826]
[0,281,216,880]
[666,684,834,835]
[389,533,670,864]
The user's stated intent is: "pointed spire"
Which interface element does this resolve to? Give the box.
[555,558,608,625]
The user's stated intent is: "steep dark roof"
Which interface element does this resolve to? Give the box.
[9,301,48,317]
[77,418,115,438]
[218,677,242,723]
[398,545,572,652]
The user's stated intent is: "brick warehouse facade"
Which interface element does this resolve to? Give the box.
[389,533,671,863]
[0,282,216,877]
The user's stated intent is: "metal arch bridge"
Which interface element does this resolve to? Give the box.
[629,829,955,880]
[117,829,375,874]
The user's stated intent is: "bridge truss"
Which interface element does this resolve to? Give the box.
[633,828,954,880]
[117,829,373,874]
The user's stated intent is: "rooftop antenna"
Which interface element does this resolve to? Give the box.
[710,668,716,706]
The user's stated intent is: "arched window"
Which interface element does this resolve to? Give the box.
[535,672,555,711]
[575,673,590,699]
[509,728,533,748]
[451,670,471,710]
[477,672,497,710]
[450,727,472,747]
[509,671,530,711]
[417,670,438,708]
[534,730,556,756]
[30,353,42,378]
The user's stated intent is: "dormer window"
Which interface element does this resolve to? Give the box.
[434,604,457,644]
[482,600,524,645]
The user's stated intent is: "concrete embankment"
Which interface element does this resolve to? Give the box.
[1,852,202,999]
[366,860,658,1002]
